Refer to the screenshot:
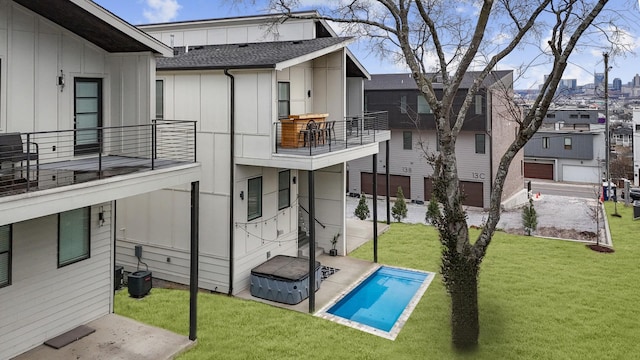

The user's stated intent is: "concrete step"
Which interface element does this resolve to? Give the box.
[298,243,324,259]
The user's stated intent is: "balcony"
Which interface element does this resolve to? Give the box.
[0,120,196,198]
[274,112,389,156]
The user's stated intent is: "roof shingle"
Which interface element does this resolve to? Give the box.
[157,37,352,70]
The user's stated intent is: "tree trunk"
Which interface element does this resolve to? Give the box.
[449,263,479,350]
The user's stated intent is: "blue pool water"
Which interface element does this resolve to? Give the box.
[327,266,429,332]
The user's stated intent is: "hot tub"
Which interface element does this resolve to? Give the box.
[250,255,321,305]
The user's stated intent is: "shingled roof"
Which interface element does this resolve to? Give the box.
[157,37,353,70]
[365,70,513,90]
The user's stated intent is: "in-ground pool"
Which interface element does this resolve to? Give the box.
[317,266,434,340]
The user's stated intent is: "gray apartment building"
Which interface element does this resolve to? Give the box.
[524,108,605,183]
[346,72,526,209]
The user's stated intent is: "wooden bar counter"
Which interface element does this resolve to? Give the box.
[279,113,328,148]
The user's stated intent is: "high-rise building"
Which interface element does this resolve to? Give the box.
[613,78,622,91]
[633,74,640,87]
[594,72,605,86]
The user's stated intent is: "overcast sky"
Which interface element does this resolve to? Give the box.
[94,0,640,90]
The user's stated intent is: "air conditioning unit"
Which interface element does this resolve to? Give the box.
[128,270,152,298]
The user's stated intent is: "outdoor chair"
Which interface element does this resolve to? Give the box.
[324,121,336,145]
[299,120,319,148]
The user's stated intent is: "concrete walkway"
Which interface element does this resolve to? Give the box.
[14,314,194,360]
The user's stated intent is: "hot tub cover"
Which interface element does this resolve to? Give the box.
[251,255,320,281]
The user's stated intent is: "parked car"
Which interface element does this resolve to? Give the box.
[621,188,640,201]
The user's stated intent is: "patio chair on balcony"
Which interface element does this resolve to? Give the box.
[315,121,328,145]
[323,121,336,145]
[299,120,319,148]
[0,132,39,191]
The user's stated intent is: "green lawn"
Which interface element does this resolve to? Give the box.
[116,202,640,359]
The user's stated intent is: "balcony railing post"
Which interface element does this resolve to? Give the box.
[26,133,30,192]
[275,123,279,154]
[152,120,156,170]
[98,127,103,179]
[193,120,197,163]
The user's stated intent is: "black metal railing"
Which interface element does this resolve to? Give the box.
[0,120,196,197]
[274,111,388,156]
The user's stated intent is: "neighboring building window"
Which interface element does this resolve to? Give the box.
[155,80,164,120]
[564,137,572,149]
[278,170,290,210]
[546,113,555,118]
[569,114,578,119]
[580,114,590,119]
[636,125,640,131]
[542,137,550,148]
[247,177,263,221]
[278,82,290,119]
[475,95,483,115]
[58,207,90,267]
[475,134,486,154]
[0,225,11,288]
[400,95,407,114]
[417,95,432,114]
[403,131,412,150]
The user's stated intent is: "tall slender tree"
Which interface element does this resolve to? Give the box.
[265,0,628,349]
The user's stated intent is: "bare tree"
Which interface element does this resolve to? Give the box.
[265,0,629,349]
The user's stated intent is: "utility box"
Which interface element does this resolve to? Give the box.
[114,265,123,291]
[602,182,617,201]
[128,270,152,298]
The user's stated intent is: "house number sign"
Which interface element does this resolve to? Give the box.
[471,172,486,179]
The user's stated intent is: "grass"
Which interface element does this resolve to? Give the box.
[116,202,640,359]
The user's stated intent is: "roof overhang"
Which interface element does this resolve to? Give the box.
[346,48,370,79]
[12,0,172,56]
[274,38,355,70]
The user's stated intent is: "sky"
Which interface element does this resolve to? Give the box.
[94,0,640,90]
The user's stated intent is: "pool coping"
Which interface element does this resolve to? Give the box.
[314,264,436,340]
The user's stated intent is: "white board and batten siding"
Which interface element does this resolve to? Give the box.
[143,18,318,48]
[0,203,113,360]
[0,0,155,138]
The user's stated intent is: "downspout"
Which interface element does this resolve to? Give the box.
[225,69,235,296]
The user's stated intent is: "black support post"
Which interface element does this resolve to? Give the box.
[385,140,390,225]
[373,154,378,263]
[308,170,316,313]
[189,181,199,341]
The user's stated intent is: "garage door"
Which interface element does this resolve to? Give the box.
[424,178,484,207]
[361,173,411,199]
[524,162,553,180]
[562,165,600,183]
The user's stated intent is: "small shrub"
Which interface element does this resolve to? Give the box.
[522,198,538,236]
[392,186,408,222]
[354,193,370,220]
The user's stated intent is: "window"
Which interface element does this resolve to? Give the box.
[58,207,90,267]
[475,95,483,115]
[417,95,432,114]
[546,113,556,118]
[247,177,262,221]
[155,80,164,120]
[403,131,412,150]
[400,95,407,114]
[569,114,579,119]
[0,225,11,288]
[580,114,590,119]
[564,137,572,150]
[278,170,290,210]
[475,134,486,154]
[278,82,290,119]
[542,137,550,149]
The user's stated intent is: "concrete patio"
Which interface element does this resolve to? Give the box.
[13,314,194,360]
